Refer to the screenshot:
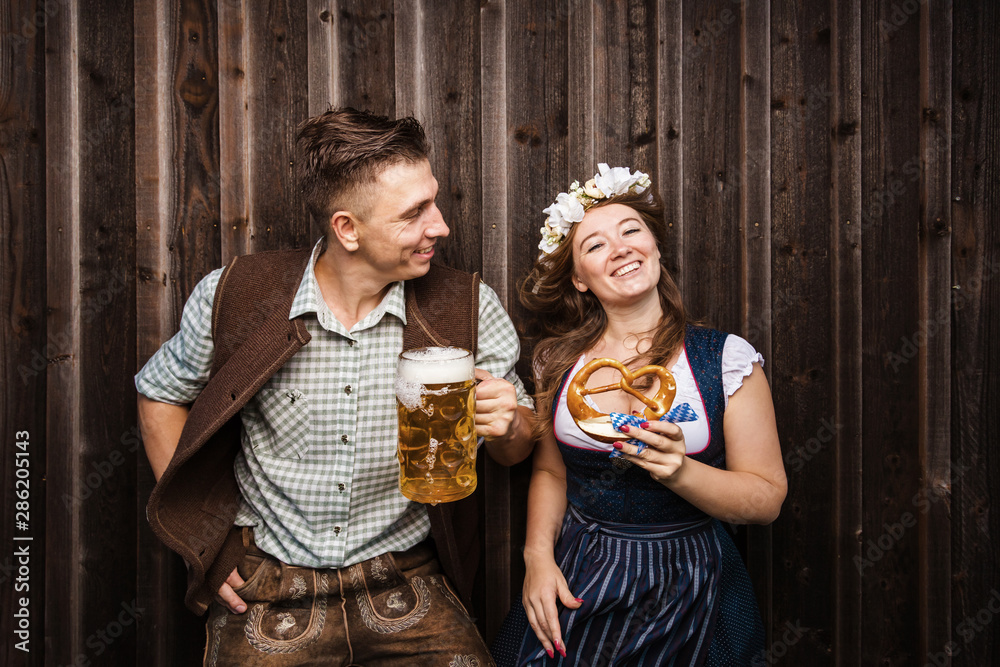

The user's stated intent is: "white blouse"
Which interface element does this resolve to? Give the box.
[553,334,763,455]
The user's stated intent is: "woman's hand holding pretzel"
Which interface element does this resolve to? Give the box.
[613,420,688,485]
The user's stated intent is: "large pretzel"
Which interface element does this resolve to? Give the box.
[566,358,677,442]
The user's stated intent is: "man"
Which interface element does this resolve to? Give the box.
[137,108,534,665]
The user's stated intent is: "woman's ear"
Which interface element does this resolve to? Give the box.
[571,273,588,293]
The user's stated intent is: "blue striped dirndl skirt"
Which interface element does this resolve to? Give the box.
[513,505,722,667]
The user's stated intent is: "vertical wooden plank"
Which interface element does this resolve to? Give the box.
[591,0,657,172]
[768,1,837,662]
[307,0,335,115]
[134,0,220,663]
[830,0,863,664]
[917,0,952,661]
[951,2,1000,666]
[591,0,622,165]
[44,0,82,660]
[656,0,683,292]
[245,0,310,252]
[218,0,251,261]
[567,0,593,180]
[480,0,513,644]
[334,0,394,116]
[0,0,47,664]
[680,0,743,330]
[54,1,139,664]
[861,2,923,663]
[738,0,773,653]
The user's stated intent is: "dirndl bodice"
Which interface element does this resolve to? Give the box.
[556,325,728,524]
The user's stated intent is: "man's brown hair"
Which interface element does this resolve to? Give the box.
[295,107,428,225]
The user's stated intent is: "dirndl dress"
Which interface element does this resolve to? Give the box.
[492,325,765,666]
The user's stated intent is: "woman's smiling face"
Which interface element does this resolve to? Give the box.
[570,203,662,308]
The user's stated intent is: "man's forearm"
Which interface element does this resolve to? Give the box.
[137,394,190,481]
[484,405,536,466]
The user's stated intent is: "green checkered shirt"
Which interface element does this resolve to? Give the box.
[136,240,532,567]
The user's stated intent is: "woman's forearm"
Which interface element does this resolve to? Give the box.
[665,460,786,524]
[523,463,568,562]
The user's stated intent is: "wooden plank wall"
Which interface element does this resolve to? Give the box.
[1,1,998,664]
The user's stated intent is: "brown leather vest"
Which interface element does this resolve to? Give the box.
[145,247,482,614]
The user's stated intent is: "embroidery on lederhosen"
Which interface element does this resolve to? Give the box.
[350,563,431,634]
[449,655,482,667]
[275,612,297,635]
[385,591,406,610]
[289,574,307,599]
[430,576,467,614]
[244,572,329,654]
[205,605,228,667]
[370,556,390,584]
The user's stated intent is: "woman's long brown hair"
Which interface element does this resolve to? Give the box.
[518,188,687,436]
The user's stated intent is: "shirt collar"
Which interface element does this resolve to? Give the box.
[288,238,408,332]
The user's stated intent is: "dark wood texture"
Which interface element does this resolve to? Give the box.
[245,0,310,253]
[42,1,78,661]
[2,1,997,663]
[918,0,953,660]
[37,1,141,664]
[770,2,837,662]
[862,2,924,664]
[0,1,46,664]
[681,0,743,331]
[830,1,863,665]
[951,3,1000,666]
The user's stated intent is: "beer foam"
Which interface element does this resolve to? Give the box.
[397,347,474,385]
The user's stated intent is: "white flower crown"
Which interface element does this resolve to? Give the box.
[538,163,652,255]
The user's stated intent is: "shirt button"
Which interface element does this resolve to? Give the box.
[345,385,352,395]
[338,483,345,492]
[341,434,349,444]
[334,526,342,535]
[348,340,355,347]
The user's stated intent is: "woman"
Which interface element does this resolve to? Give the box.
[494,165,787,666]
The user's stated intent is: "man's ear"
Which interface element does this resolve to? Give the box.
[330,211,361,252]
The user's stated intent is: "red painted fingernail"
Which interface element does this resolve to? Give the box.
[546,648,554,658]
[575,597,584,602]
[640,421,650,429]
[557,640,567,657]
[619,425,630,433]
[613,442,623,450]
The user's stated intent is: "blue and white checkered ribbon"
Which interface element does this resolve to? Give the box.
[608,402,699,457]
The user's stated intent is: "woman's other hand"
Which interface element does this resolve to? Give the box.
[521,552,581,659]
[613,420,688,484]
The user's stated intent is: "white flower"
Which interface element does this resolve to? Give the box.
[538,164,653,255]
[542,191,585,228]
[594,163,645,197]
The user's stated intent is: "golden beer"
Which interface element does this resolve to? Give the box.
[395,347,477,503]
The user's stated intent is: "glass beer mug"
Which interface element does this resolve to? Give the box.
[394,347,478,503]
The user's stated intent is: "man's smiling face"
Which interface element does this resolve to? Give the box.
[352,158,449,283]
